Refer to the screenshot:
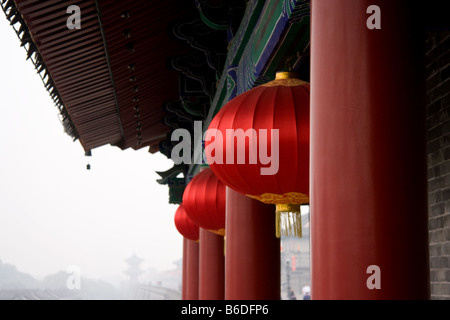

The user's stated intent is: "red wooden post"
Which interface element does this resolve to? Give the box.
[199,228,225,299]
[185,239,199,299]
[310,0,429,299]
[225,187,280,299]
[182,237,187,300]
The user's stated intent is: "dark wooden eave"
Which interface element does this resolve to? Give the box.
[2,0,196,152]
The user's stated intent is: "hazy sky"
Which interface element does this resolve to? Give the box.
[0,14,182,282]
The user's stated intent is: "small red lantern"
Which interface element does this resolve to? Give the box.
[182,167,226,236]
[205,72,310,238]
[174,203,199,241]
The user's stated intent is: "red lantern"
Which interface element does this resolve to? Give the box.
[182,167,226,236]
[174,203,199,241]
[205,72,310,238]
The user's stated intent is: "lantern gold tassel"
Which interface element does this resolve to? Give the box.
[275,204,302,238]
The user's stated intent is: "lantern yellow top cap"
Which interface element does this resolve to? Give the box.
[261,72,308,88]
[275,71,300,80]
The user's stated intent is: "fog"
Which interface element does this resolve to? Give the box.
[0,12,182,299]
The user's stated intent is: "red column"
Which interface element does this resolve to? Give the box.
[182,238,187,300]
[310,0,429,299]
[225,187,280,300]
[199,228,225,299]
[185,239,199,300]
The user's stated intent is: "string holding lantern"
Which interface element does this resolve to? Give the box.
[182,167,226,236]
[205,72,310,238]
[174,203,200,241]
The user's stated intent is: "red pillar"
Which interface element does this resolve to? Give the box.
[199,228,225,299]
[310,0,429,299]
[182,238,187,300]
[185,239,199,300]
[225,187,280,300]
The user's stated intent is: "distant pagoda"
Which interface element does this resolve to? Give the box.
[124,253,144,284]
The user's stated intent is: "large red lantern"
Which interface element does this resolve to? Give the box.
[174,203,199,241]
[182,167,226,236]
[205,72,310,238]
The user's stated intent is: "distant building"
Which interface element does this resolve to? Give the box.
[281,206,310,300]
[124,254,144,284]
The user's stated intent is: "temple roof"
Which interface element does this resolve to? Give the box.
[2,0,197,152]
